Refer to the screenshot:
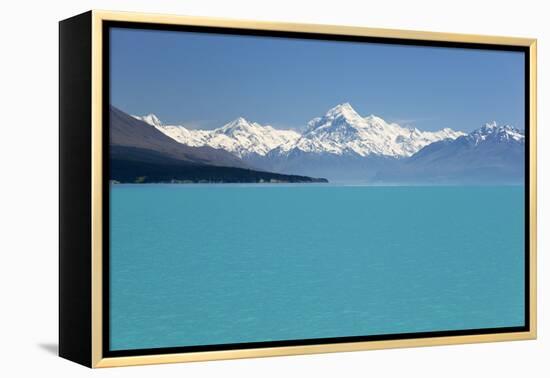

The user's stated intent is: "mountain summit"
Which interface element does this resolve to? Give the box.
[317,102,364,124]
[279,103,465,157]
[134,113,163,128]
[467,122,524,146]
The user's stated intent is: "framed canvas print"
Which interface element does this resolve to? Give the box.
[59,10,537,368]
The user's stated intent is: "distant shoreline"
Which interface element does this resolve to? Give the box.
[109,178,329,185]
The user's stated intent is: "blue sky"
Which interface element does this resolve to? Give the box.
[110,28,525,132]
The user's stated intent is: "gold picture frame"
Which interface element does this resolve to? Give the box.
[59,10,537,368]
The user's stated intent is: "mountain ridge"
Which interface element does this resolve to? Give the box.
[132,104,524,183]
[111,106,328,184]
[134,103,465,160]
[133,114,300,158]
[375,122,525,184]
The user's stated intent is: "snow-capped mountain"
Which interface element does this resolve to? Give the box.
[464,121,524,146]
[132,104,521,182]
[134,103,464,161]
[113,106,324,183]
[375,122,525,184]
[275,103,465,157]
[135,113,163,128]
[256,103,466,181]
[133,115,300,158]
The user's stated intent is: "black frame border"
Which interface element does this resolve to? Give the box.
[101,20,531,358]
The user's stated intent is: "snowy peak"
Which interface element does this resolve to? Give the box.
[133,113,163,128]
[292,103,466,157]
[222,116,249,129]
[467,122,524,145]
[206,117,300,157]
[325,102,361,119]
[306,103,363,133]
[219,117,260,135]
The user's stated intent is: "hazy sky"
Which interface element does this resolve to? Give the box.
[110,27,525,132]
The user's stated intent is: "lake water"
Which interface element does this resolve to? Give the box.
[109,184,525,351]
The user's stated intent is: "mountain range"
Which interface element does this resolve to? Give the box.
[134,103,525,183]
[135,103,464,159]
[110,106,327,184]
[375,122,525,184]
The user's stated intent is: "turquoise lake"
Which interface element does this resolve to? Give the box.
[109,184,525,351]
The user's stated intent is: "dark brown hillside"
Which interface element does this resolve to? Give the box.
[110,106,247,168]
